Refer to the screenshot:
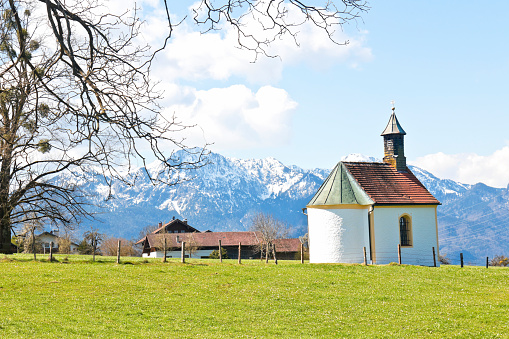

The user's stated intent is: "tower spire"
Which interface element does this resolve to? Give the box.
[381,105,407,171]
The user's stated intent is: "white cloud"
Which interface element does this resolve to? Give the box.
[139,4,372,84]
[411,147,509,188]
[161,85,298,150]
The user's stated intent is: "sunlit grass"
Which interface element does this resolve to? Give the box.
[1,254,508,338]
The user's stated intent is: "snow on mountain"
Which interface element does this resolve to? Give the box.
[341,153,381,163]
[409,165,470,201]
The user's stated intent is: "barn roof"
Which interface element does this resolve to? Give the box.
[144,232,301,252]
[273,238,302,252]
[307,162,440,207]
[146,231,263,248]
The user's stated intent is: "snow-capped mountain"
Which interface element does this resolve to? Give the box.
[54,150,509,265]
[62,151,328,239]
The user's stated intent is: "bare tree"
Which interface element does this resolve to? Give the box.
[0,0,367,253]
[56,228,77,254]
[20,214,43,260]
[185,232,200,259]
[101,236,138,257]
[177,1,368,58]
[83,228,102,261]
[57,235,71,254]
[250,212,290,262]
[0,1,209,253]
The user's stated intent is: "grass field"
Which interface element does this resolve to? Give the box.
[1,254,508,338]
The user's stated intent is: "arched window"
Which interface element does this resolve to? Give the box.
[399,215,412,247]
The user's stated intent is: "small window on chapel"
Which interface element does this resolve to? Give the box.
[399,216,412,247]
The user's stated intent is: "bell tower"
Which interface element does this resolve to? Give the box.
[381,106,407,171]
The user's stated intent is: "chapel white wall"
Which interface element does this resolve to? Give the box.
[373,206,438,266]
[308,207,369,263]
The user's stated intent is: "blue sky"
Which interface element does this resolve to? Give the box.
[117,1,509,187]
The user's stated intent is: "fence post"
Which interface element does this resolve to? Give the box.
[116,240,121,264]
[273,243,278,265]
[398,244,401,265]
[181,241,186,263]
[163,238,167,263]
[49,241,53,262]
[432,247,436,267]
[219,240,222,263]
[460,253,463,268]
[300,243,304,264]
[363,247,367,265]
[238,242,241,264]
[486,256,489,269]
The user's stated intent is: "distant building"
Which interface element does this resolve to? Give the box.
[137,217,301,260]
[306,107,441,266]
[36,231,78,254]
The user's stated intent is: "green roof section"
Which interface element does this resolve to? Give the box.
[307,162,374,207]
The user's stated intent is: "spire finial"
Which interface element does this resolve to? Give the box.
[391,100,395,111]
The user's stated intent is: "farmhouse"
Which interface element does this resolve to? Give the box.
[36,231,78,254]
[306,107,440,266]
[137,218,301,259]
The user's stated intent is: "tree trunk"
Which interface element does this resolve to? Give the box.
[32,229,36,260]
[0,217,12,254]
[0,139,14,254]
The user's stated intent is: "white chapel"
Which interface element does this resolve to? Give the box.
[306,108,441,266]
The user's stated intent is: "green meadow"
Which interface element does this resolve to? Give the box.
[1,254,508,338]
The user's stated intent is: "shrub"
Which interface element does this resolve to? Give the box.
[490,255,509,267]
[58,237,73,254]
[209,248,229,259]
[100,237,139,257]
[77,239,93,255]
[439,254,451,265]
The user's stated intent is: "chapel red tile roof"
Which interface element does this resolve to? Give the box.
[343,162,440,205]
